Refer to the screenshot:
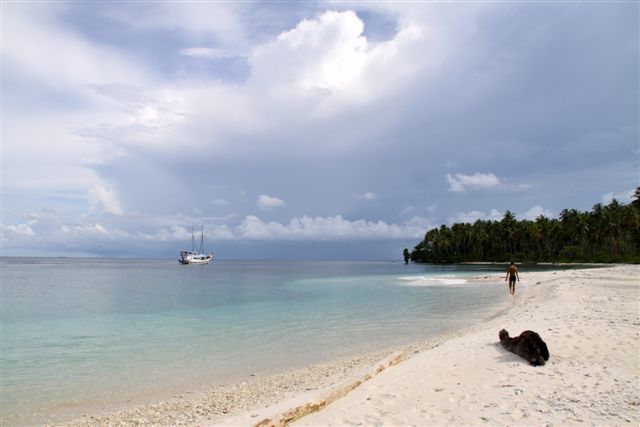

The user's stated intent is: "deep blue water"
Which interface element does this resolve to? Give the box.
[1,258,515,422]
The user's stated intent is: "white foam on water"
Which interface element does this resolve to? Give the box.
[396,275,470,287]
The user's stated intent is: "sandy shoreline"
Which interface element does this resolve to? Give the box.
[38,265,639,426]
[244,265,639,427]
[53,312,505,427]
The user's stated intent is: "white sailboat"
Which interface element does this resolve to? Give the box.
[178,226,213,265]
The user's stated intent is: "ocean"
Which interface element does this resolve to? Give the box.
[1,258,517,423]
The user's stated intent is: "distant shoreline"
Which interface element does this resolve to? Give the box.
[457,261,616,266]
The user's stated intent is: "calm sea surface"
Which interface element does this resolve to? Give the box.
[2,258,526,422]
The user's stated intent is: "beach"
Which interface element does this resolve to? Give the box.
[54,264,639,426]
[2,259,509,426]
[247,264,640,427]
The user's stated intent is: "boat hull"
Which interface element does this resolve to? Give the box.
[178,253,213,265]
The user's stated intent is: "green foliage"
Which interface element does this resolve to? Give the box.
[408,188,640,264]
[403,248,410,264]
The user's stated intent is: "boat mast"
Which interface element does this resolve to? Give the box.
[191,227,195,252]
[200,225,205,253]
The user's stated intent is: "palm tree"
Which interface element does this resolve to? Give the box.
[403,248,411,264]
[408,193,638,262]
[535,215,552,257]
[632,186,640,209]
[501,211,517,256]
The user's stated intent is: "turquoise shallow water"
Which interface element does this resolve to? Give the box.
[2,258,517,422]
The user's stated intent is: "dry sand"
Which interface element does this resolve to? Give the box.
[59,265,639,427]
[225,265,639,427]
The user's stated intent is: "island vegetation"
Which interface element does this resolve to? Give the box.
[407,187,640,264]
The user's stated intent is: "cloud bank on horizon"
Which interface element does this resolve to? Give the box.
[2,2,638,259]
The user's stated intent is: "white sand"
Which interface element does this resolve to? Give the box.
[231,265,639,427]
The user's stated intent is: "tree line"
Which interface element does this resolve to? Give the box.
[406,188,640,264]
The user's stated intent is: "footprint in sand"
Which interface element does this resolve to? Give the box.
[378,393,397,400]
[363,415,381,425]
[448,396,457,404]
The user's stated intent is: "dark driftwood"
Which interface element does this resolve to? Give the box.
[499,329,549,366]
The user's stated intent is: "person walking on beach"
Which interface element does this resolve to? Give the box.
[505,262,519,295]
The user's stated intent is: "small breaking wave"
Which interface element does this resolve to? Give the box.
[396,275,470,287]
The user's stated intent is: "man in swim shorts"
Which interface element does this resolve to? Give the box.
[505,262,519,295]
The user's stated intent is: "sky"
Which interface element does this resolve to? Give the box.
[1,1,638,260]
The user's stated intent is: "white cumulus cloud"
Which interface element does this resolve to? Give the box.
[257,194,285,210]
[237,214,431,241]
[87,185,124,215]
[602,189,634,204]
[139,225,235,242]
[249,10,424,111]
[1,223,36,239]
[450,205,556,224]
[447,172,502,192]
[60,223,130,239]
[450,209,503,224]
[521,205,554,220]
